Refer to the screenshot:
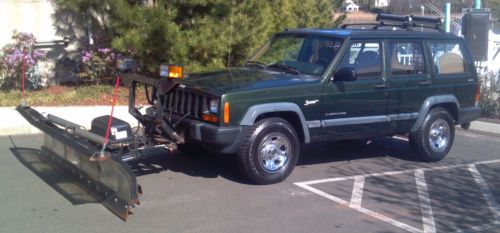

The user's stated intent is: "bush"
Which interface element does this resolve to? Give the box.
[0,31,47,90]
[77,48,117,84]
[479,71,500,117]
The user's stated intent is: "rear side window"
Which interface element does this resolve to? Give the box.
[337,41,382,79]
[389,42,426,76]
[428,42,466,74]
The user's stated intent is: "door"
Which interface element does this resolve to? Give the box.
[385,40,433,132]
[322,40,390,139]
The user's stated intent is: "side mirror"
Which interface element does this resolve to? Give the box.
[333,67,357,82]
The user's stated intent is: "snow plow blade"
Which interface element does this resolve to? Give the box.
[16,105,140,221]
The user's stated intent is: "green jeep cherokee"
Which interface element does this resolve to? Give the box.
[159,17,481,185]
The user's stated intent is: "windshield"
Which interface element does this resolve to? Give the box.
[248,34,343,76]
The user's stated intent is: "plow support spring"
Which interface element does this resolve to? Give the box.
[16,106,140,220]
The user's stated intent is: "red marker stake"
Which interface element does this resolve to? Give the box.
[103,76,121,148]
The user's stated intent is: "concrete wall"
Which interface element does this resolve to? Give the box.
[0,0,76,86]
[0,0,59,46]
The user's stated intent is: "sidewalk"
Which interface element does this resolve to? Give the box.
[0,106,140,136]
[0,106,499,137]
[466,120,500,137]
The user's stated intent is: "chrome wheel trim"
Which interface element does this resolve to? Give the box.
[258,132,290,172]
[428,119,450,152]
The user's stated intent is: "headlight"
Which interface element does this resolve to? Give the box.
[209,99,219,114]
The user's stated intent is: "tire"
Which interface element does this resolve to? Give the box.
[238,118,300,185]
[409,107,455,162]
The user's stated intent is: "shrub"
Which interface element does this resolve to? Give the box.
[0,31,47,90]
[77,48,117,84]
[479,71,500,117]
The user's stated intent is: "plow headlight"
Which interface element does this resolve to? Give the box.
[160,64,184,79]
[116,58,136,72]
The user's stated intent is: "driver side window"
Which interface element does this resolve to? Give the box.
[337,41,382,79]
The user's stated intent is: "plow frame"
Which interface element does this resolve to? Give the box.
[16,72,183,220]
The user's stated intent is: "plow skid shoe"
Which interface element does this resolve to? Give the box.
[16,106,140,220]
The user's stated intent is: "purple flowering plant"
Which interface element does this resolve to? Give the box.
[0,31,47,89]
[77,47,116,83]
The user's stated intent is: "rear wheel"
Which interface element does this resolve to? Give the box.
[410,107,455,162]
[238,118,300,184]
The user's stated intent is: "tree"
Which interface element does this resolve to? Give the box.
[486,0,500,20]
[52,0,345,72]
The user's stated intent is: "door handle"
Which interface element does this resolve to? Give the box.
[373,83,387,89]
[419,80,432,86]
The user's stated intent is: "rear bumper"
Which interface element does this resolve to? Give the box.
[184,119,249,154]
[458,106,482,124]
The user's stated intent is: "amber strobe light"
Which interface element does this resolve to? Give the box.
[223,102,230,125]
[160,64,183,79]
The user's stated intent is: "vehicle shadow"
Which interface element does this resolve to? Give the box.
[9,135,421,189]
[299,136,418,165]
[10,147,98,205]
[129,136,419,184]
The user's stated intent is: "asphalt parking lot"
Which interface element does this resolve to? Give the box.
[1,130,499,233]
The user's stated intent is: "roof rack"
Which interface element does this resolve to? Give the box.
[340,13,444,32]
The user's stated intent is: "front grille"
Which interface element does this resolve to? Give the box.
[161,88,213,120]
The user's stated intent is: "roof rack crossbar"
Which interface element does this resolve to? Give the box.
[340,13,444,32]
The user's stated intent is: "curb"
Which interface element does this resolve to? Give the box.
[0,106,141,136]
[463,120,500,137]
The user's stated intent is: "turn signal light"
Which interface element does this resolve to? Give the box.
[202,113,218,123]
[223,102,230,125]
[475,84,480,106]
[160,64,183,79]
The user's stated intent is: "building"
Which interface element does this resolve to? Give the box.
[340,1,360,13]
[0,0,79,86]
[374,0,390,8]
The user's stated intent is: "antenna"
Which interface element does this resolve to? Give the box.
[227,1,235,87]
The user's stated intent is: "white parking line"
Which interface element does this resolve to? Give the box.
[350,176,365,208]
[468,165,500,221]
[294,159,500,233]
[294,182,423,233]
[297,159,500,186]
[415,169,436,233]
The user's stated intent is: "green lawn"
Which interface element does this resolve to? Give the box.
[0,85,146,106]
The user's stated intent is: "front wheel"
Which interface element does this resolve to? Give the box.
[410,107,455,162]
[238,118,300,185]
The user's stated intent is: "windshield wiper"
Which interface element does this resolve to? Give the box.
[244,60,267,69]
[267,63,301,75]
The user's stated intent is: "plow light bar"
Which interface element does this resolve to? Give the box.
[160,64,184,79]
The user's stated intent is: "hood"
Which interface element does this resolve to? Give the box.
[180,68,320,96]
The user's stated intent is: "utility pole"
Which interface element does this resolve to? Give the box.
[444,2,451,33]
